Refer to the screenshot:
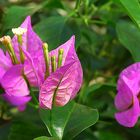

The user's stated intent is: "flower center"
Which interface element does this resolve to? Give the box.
[42,43,64,79]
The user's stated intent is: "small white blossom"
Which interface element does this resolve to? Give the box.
[12,27,27,36]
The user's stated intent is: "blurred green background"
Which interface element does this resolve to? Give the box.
[1,0,140,140]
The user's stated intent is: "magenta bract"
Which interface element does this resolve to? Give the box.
[39,36,83,109]
[1,65,31,111]
[12,16,44,87]
[115,63,140,127]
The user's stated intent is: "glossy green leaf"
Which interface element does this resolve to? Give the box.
[120,0,140,28]
[34,136,59,140]
[40,102,74,139]
[63,104,99,140]
[2,6,34,31]
[40,102,99,140]
[34,16,66,50]
[116,21,140,61]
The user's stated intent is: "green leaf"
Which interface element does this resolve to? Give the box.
[8,108,47,140]
[116,21,140,61]
[120,0,140,28]
[60,21,81,48]
[87,83,116,95]
[8,120,46,140]
[34,16,66,50]
[40,102,74,139]
[40,102,99,140]
[63,104,99,140]
[44,0,64,9]
[2,6,34,32]
[34,136,59,140]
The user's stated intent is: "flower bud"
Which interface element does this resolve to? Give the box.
[0,36,11,47]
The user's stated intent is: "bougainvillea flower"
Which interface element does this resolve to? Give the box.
[0,65,31,111]
[39,36,83,109]
[115,63,140,127]
[12,16,43,87]
[0,16,42,109]
[0,16,83,110]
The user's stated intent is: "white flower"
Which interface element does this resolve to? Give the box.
[12,27,27,36]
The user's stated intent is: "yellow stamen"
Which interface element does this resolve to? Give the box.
[0,36,19,64]
[57,48,64,68]
[51,56,56,72]
[43,43,50,78]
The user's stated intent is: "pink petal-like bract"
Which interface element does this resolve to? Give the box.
[0,49,12,80]
[1,65,29,97]
[115,95,140,127]
[39,36,83,109]
[0,64,30,110]
[12,16,44,87]
[115,62,140,127]
[23,49,42,87]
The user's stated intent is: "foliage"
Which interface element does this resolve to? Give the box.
[0,0,140,140]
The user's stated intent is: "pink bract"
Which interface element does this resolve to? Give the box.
[115,62,140,127]
[1,65,31,111]
[39,36,83,109]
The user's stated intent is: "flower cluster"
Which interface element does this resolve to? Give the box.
[115,63,140,127]
[0,16,83,111]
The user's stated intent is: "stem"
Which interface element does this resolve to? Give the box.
[30,90,39,105]
[75,0,81,11]
[78,82,88,103]
[28,102,38,109]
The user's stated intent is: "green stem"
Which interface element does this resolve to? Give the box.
[28,102,38,109]
[30,90,39,105]
[78,82,88,103]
